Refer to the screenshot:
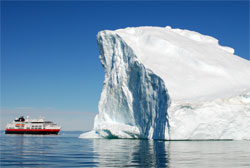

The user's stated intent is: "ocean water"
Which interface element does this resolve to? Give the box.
[0,131,249,168]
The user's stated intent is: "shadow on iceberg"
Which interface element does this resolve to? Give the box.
[80,30,171,140]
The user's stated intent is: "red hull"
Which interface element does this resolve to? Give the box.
[5,129,60,134]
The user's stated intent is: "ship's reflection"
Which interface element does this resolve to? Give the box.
[0,134,61,167]
[93,139,170,167]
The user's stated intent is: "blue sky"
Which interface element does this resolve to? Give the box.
[1,1,249,130]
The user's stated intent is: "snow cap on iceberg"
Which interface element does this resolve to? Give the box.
[115,26,250,101]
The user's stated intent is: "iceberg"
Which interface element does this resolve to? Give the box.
[80,26,250,140]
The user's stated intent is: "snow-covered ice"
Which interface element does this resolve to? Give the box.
[80,26,250,140]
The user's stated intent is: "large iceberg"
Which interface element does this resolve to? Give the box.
[80,26,250,140]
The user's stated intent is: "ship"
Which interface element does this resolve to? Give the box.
[5,116,61,134]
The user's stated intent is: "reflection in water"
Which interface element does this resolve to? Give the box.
[1,134,61,167]
[93,139,250,168]
[168,141,250,168]
[93,139,170,167]
[1,132,250,168]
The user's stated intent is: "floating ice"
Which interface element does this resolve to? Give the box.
[80,26,250,140]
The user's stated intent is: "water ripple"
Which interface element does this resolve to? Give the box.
[0,132,249,167]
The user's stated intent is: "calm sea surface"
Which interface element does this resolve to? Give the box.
[0,131,249,168]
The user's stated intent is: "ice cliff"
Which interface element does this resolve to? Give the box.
[80,26,250,140]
